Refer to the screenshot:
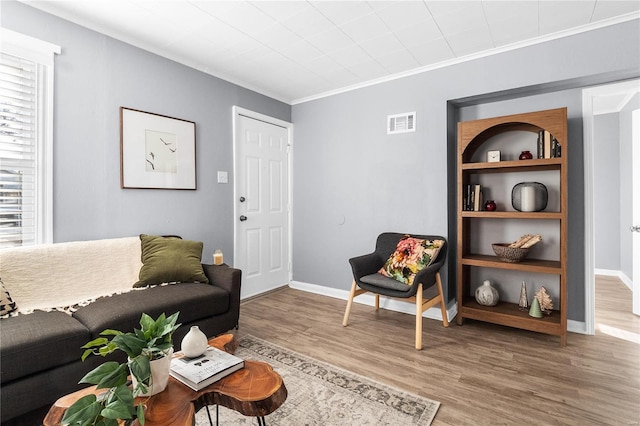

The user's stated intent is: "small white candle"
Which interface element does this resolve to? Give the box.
[521,186,536,212]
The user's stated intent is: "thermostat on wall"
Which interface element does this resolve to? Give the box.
[387,112,416,134]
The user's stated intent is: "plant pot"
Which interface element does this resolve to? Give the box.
[130,347,173,397]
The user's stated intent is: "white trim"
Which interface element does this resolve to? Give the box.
[582,79,640,336]
[40,60,55,244]
[290,280,588,335]
[1,29,59,245]
[233,106,292,130]
[593,91,637,115]
[568,320,588,335]
[595,269,634,291]
[292,13,640,105]
[1,28,61,62]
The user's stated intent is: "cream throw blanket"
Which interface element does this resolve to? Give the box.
[0,237,143,313]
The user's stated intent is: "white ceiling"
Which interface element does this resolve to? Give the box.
[20,0,640,104]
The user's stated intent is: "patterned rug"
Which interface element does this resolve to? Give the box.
[194,335,440,425]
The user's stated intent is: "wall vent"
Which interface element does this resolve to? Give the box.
[387,112,416,134]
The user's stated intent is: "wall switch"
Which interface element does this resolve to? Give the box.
[217,171,228,184]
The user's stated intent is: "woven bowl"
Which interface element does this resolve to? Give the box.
[492,243,529,263]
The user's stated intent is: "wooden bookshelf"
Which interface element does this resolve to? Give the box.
[456,108,568,346]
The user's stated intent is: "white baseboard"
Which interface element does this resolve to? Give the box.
[289,280,455,324]
[595,268,633,290]
[289,280,588,336]
[567,319,588,335]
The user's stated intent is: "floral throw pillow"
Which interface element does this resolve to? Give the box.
[378,237,444,285]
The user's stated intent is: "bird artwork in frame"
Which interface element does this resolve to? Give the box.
[120,107,196,189]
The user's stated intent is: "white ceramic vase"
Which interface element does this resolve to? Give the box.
[181,325,208,358]
[475,280,499,306]
[130,347,173,397]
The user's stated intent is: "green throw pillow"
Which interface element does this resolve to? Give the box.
[378,237,444,285]
[134,234,209,288]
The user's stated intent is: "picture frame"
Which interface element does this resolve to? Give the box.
[120,107,197,189]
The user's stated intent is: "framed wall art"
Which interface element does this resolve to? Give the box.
[120,107,197,189]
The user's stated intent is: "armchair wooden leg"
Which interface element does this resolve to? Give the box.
[374,294,380,311]
[436,272,449,327]
[342,281,358,326]
[415,283,423,350]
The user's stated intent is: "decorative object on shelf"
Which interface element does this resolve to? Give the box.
[213,249,224,265]
[487,150,500,162]
[511,182,548,212]
[475,279,499,306]
[492,234,542,263]
[181,325,209,358]
[528,297,543,318]
[508,233,542,249]
[463,184,484,211]
[492,243,529,263]
[518,281,529,311]
[519,150,533,160]
[484,200,497,211]
[535,286,554,314]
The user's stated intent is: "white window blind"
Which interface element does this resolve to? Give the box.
[0,52,37,247]
[0,29,60,248]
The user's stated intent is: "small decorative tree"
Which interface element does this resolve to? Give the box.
[535,286,553,314]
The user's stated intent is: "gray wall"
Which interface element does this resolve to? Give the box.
[594,113,621,271]
[2,1,291,264]
[292,19,640,322]
[620,93,640,280]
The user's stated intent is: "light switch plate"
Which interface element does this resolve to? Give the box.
[217,171,228,183]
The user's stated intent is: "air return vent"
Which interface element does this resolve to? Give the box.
[387,112,416,134]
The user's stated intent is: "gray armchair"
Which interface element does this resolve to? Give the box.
[342,232,449,349]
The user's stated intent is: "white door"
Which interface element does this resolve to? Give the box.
[632,109,640,316]
[233,107,291,299]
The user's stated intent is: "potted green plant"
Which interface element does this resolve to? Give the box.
[62,312,180,426]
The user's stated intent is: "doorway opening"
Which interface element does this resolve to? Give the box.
[582,79,640,336]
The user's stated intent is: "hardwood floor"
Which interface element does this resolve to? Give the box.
[235,276,640,425]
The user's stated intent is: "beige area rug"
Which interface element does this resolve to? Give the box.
[194,335,440,425]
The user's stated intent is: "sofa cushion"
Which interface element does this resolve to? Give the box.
[134,234,209,288]
[73,283,229,339]
[0,311,91,383]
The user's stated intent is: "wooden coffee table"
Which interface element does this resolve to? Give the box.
[43,334,287,426]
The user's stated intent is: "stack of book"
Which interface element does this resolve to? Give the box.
[463,184,483,211]
[170,346,245,391]
[537,130,561,158]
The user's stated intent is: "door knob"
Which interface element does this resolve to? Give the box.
[631,225,640,233]
[239,196,246,202]
[239,215,247,222]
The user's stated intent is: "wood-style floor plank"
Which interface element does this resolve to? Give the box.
[234,276,640,425]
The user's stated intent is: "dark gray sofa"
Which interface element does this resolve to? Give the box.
[0,263,241,424]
